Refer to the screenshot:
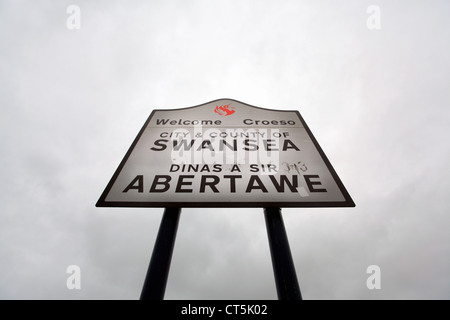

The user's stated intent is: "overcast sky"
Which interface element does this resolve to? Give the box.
[1,0,449,300]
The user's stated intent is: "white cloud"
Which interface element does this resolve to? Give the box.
[1,0,449,300]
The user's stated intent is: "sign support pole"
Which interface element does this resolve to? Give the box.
[140,207,181,300]
[264,207,302,300]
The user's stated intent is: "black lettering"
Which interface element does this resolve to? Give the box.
[230,164,241,172]
[169,164,180,172]
[176,175,194,193]
[242,119,295,126]
[245,175,268,193]
[269,175,298,192]
[150,139,168,151]
[122,175,144,193]
[188,164,199,172]
[198,140,214,151]
[173,139,195,151]
[220,139,237,151]
[304,174,327,192]
[200,175,220,193]
[149,175,171,192]
[283,139,300,151]
[264,139,279,151]
[224,175,242,193]
[156,119,169,125]
[244,139,258,151]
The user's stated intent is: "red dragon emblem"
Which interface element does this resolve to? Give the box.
[214,104,235,116]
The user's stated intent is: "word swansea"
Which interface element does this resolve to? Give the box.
[150,139,300,151]
[122,174,327,194]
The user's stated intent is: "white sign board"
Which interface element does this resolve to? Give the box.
[96,99,354,208]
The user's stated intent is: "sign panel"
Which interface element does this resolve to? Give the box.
[96,99,355,208]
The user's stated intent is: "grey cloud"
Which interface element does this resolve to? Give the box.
[0,0,449,300]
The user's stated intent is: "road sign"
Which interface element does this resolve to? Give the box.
[96,98,354,208]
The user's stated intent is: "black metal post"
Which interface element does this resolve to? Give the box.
[140,207,181,300]
[264,207,302,300]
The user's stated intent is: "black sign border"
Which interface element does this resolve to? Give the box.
[96,98,355,208]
